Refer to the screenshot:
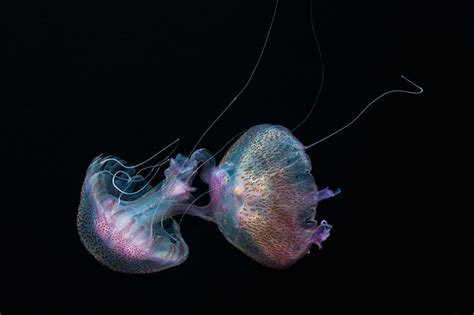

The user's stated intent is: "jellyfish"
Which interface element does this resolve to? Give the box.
[201,124,340,269]
[77,0,422,273]
[77,146,216,273]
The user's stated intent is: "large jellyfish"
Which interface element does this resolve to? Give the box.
[77,0,422,273]
[204,124,339,269]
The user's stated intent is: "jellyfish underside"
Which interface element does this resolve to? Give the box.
[77,124,339,273]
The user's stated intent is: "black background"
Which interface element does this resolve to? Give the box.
[1,0,471,314]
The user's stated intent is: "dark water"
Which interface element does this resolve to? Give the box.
[1,0,470,314]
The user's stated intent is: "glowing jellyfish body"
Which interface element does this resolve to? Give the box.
[207,124,339,269]
[77,149,214,273]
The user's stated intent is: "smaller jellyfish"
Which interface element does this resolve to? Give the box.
[77,149,214,273]
[201,124,340,269]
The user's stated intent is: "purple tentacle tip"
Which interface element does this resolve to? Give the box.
[317,187,341,201]
[311,220,332,249]
[305,187,341,203]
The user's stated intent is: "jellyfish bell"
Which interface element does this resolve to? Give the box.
[77,149,214,273]
[203,124,340,269]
